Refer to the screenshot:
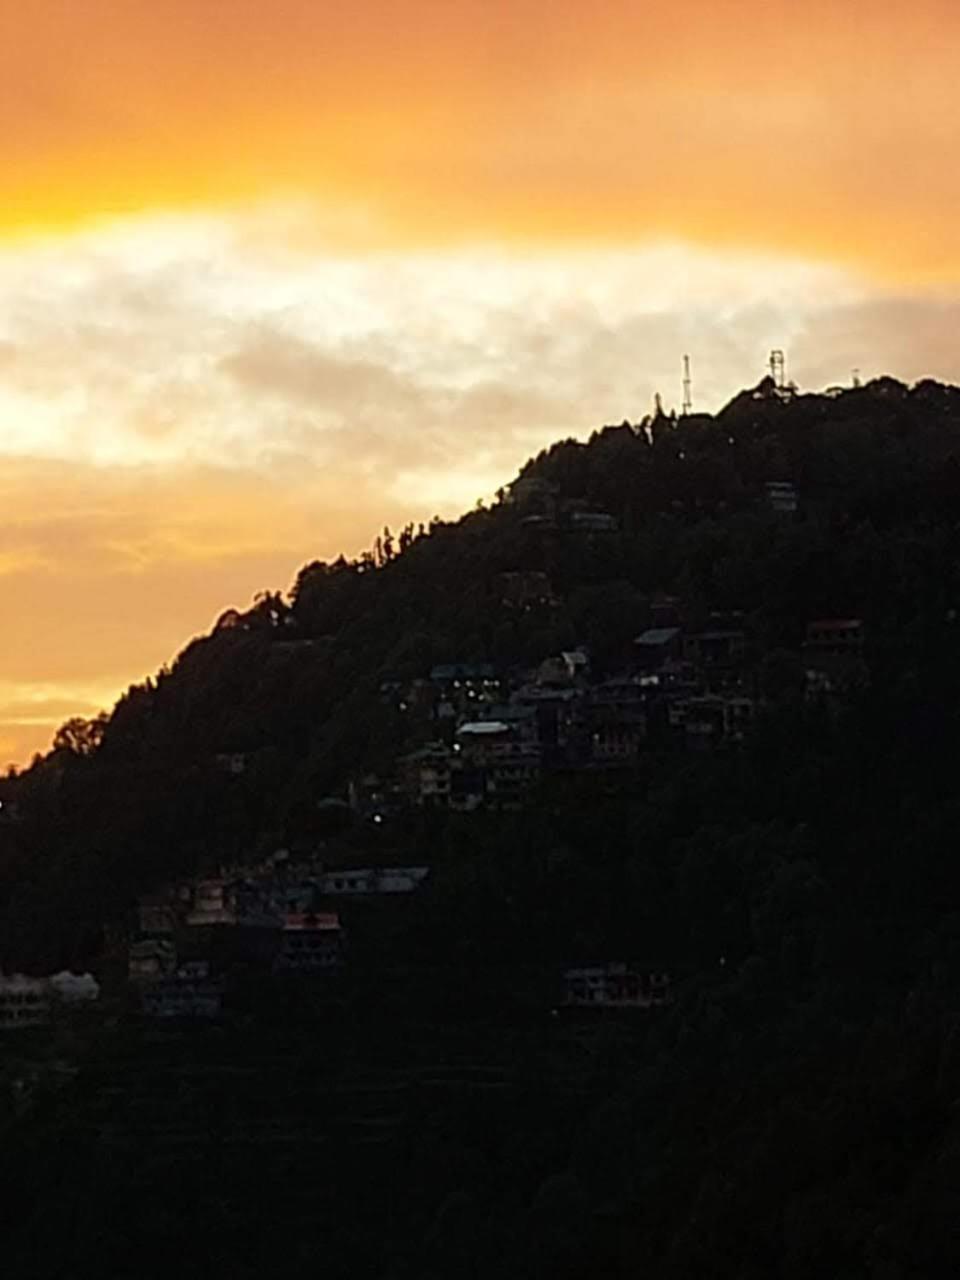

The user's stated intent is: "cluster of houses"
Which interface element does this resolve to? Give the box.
[503,478,620,534]
[3,864,678,1033]
[507,467,801,528]
[127,854,430,1019]
[121,850,678,1020]
[0,970,99,1031]
[10,609,857,1027]
[361,606,866,818]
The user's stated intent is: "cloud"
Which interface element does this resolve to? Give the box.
[790,298,960,389]
[0,451,431,767]
[0,211,959,764]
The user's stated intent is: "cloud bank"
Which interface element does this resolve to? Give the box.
[1,212,959,764]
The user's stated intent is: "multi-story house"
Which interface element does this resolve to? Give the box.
[577,678,649,765]
[140,964,224,1019]
[400,741,454,808]
[274,912,344,974]
[682,693,757,750]
[803,618,867,699]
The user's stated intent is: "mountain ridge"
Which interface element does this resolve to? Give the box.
[3,371,960,970]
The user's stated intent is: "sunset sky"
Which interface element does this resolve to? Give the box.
[2,0,960,765]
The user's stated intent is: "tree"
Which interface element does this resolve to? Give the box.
[52,713,108,759]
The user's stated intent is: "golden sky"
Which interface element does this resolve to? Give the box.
[1,0,960,763]
[3,0,960,272]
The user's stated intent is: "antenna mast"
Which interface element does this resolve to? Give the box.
[682,355,693,415]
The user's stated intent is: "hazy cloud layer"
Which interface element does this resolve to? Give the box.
[1,213,959,763]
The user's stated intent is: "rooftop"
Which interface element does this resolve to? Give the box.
[635,627,681,645]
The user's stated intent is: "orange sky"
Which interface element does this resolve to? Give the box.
[2,1,960,273]
[2,0,960,764]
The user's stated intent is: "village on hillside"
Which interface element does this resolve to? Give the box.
[6,606,860,1030]
[0,460,870,1033]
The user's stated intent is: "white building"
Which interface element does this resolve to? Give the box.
[319,867,430,895]
[49,971,100,1004]
[274,912,344,974]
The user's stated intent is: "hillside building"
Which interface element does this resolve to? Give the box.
[764,481,798,514]
[318,867,430,896]
[141,966,224,1019]
[803,619,867,699]
[567,510,618,533]
[274,912,344,974]
[499,571,558,610]
[401,742,454,808]
[682,694,756,750]
[128,938,177,983]
[562,965,671,1009]
[0,975,51,1030]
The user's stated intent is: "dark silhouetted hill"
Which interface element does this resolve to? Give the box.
[6,376,960,1276]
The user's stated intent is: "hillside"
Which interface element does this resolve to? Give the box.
[5,373,960,967]
[6,375,960,1275]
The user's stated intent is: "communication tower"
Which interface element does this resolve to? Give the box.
[682,355,693,415]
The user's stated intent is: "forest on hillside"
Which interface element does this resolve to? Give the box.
[5,375,960,1275]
